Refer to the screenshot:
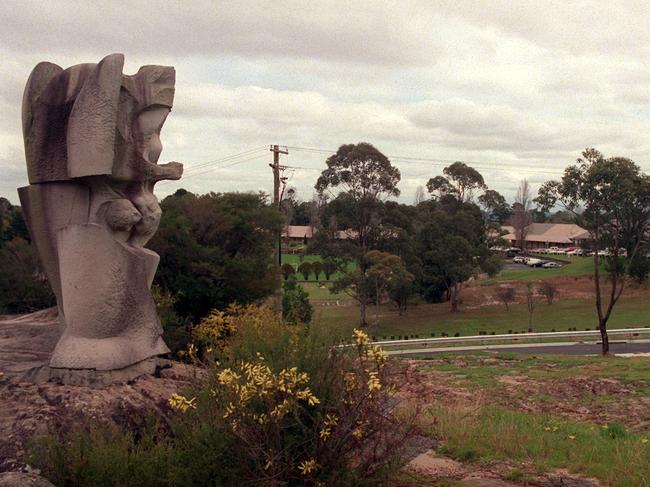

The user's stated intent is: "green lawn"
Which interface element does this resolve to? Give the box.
[300,282,348,300]
[485,256,596,283]
[312,295,650,340]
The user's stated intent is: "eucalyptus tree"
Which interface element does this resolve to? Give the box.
[313,142,401,325]
[536,148,650,354]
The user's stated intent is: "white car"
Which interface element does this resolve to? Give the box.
[512,256,526,264]
[526,258,545,267]
[566,249,584,256]
[542,261,562,268]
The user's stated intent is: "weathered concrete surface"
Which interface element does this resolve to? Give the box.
[0,308,61,374]
[19,54,183,373]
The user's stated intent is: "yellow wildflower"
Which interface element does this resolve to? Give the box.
[568,435,576,440]
[297,387,320,406]
[367,371,381,392]
[168,393,196,413]
[324,413,339,427]
[642,438,649,444]
[544,427,551,431]
[217,368,241,385]
[320,428,331,440]
[366,345,388,366]
[352,428,363,439]
[353,328,369,346]
[298,458,318,475]
[264,459,273,470]
[223,402,235,419]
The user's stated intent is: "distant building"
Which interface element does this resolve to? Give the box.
[282,225,315,242]
[501,223,588,249]
[281,225,356,244]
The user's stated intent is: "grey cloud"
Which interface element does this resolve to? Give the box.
[0,1,437,67]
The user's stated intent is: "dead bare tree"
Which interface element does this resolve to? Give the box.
[525,282,535,328]
[512,179,533,250]
[538,281,557,305]
[496,286,516,311]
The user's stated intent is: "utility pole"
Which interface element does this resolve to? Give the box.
[270,144,288,313]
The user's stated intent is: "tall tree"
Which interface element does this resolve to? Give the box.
[416,196,494,312]
[511,179,533,250]
[313,142,400,325]
[426,161,486,202]
[365,250,413,322]
[478,189,511,226]
[536,148,650,354]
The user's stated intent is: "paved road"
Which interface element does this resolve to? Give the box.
[388,340,650,357]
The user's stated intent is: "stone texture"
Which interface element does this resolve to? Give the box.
[0,472,55,487]
[406,449,464,477]
[0,310,201,472]
[18,54,183,374]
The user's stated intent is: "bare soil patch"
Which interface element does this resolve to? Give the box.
[401,357,650,432]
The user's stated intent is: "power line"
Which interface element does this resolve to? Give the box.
[180,153,270,180]
[285,145,565,176]
[181,146,268,176]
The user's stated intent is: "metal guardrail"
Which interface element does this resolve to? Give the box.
[340,327,650,349]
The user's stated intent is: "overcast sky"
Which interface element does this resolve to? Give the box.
[1,1,649,205]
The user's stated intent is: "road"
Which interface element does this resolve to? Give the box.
[388,339,650,357]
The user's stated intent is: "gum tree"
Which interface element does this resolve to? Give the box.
[536,148,650,354]
[314,143,400,325]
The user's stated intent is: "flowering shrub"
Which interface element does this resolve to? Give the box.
[31,307,417,486]
[180,325,417,485]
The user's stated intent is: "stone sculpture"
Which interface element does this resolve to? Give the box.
[18,54,182,375]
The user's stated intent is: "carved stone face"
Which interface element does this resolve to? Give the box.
[135,106,170,164]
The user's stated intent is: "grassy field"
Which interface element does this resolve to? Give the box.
[311,295,650,339]
[405,353,650,486]
[484,256,595,283]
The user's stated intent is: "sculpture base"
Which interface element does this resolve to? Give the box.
[19,357,171,388]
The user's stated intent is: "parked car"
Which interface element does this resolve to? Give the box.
[526,258,545,267]
[542,261,562,268]
[512,256,526,264]
[566,249,583,256]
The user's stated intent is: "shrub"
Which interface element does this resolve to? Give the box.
[283,276,313,324]
[281,263,296,280]
[31,310,417,486]
[310,261,323,280]
[538,281,557,305]
[0,237,55,313]
[297,261,313,280]
[206,327,417,484]
[495,286,516,311]
[153,285,189,354]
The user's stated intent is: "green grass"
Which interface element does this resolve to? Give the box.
[484,256,595,283]
[419,352,650,389]
[313,295,650,339]
[300,282,348,300]
[421,405,650,487]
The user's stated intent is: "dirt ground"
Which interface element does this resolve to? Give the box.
[0,310,199,473]
[461,275,650,309]
[400,355,650,432]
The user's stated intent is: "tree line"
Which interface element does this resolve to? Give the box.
[2,145,648,355]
